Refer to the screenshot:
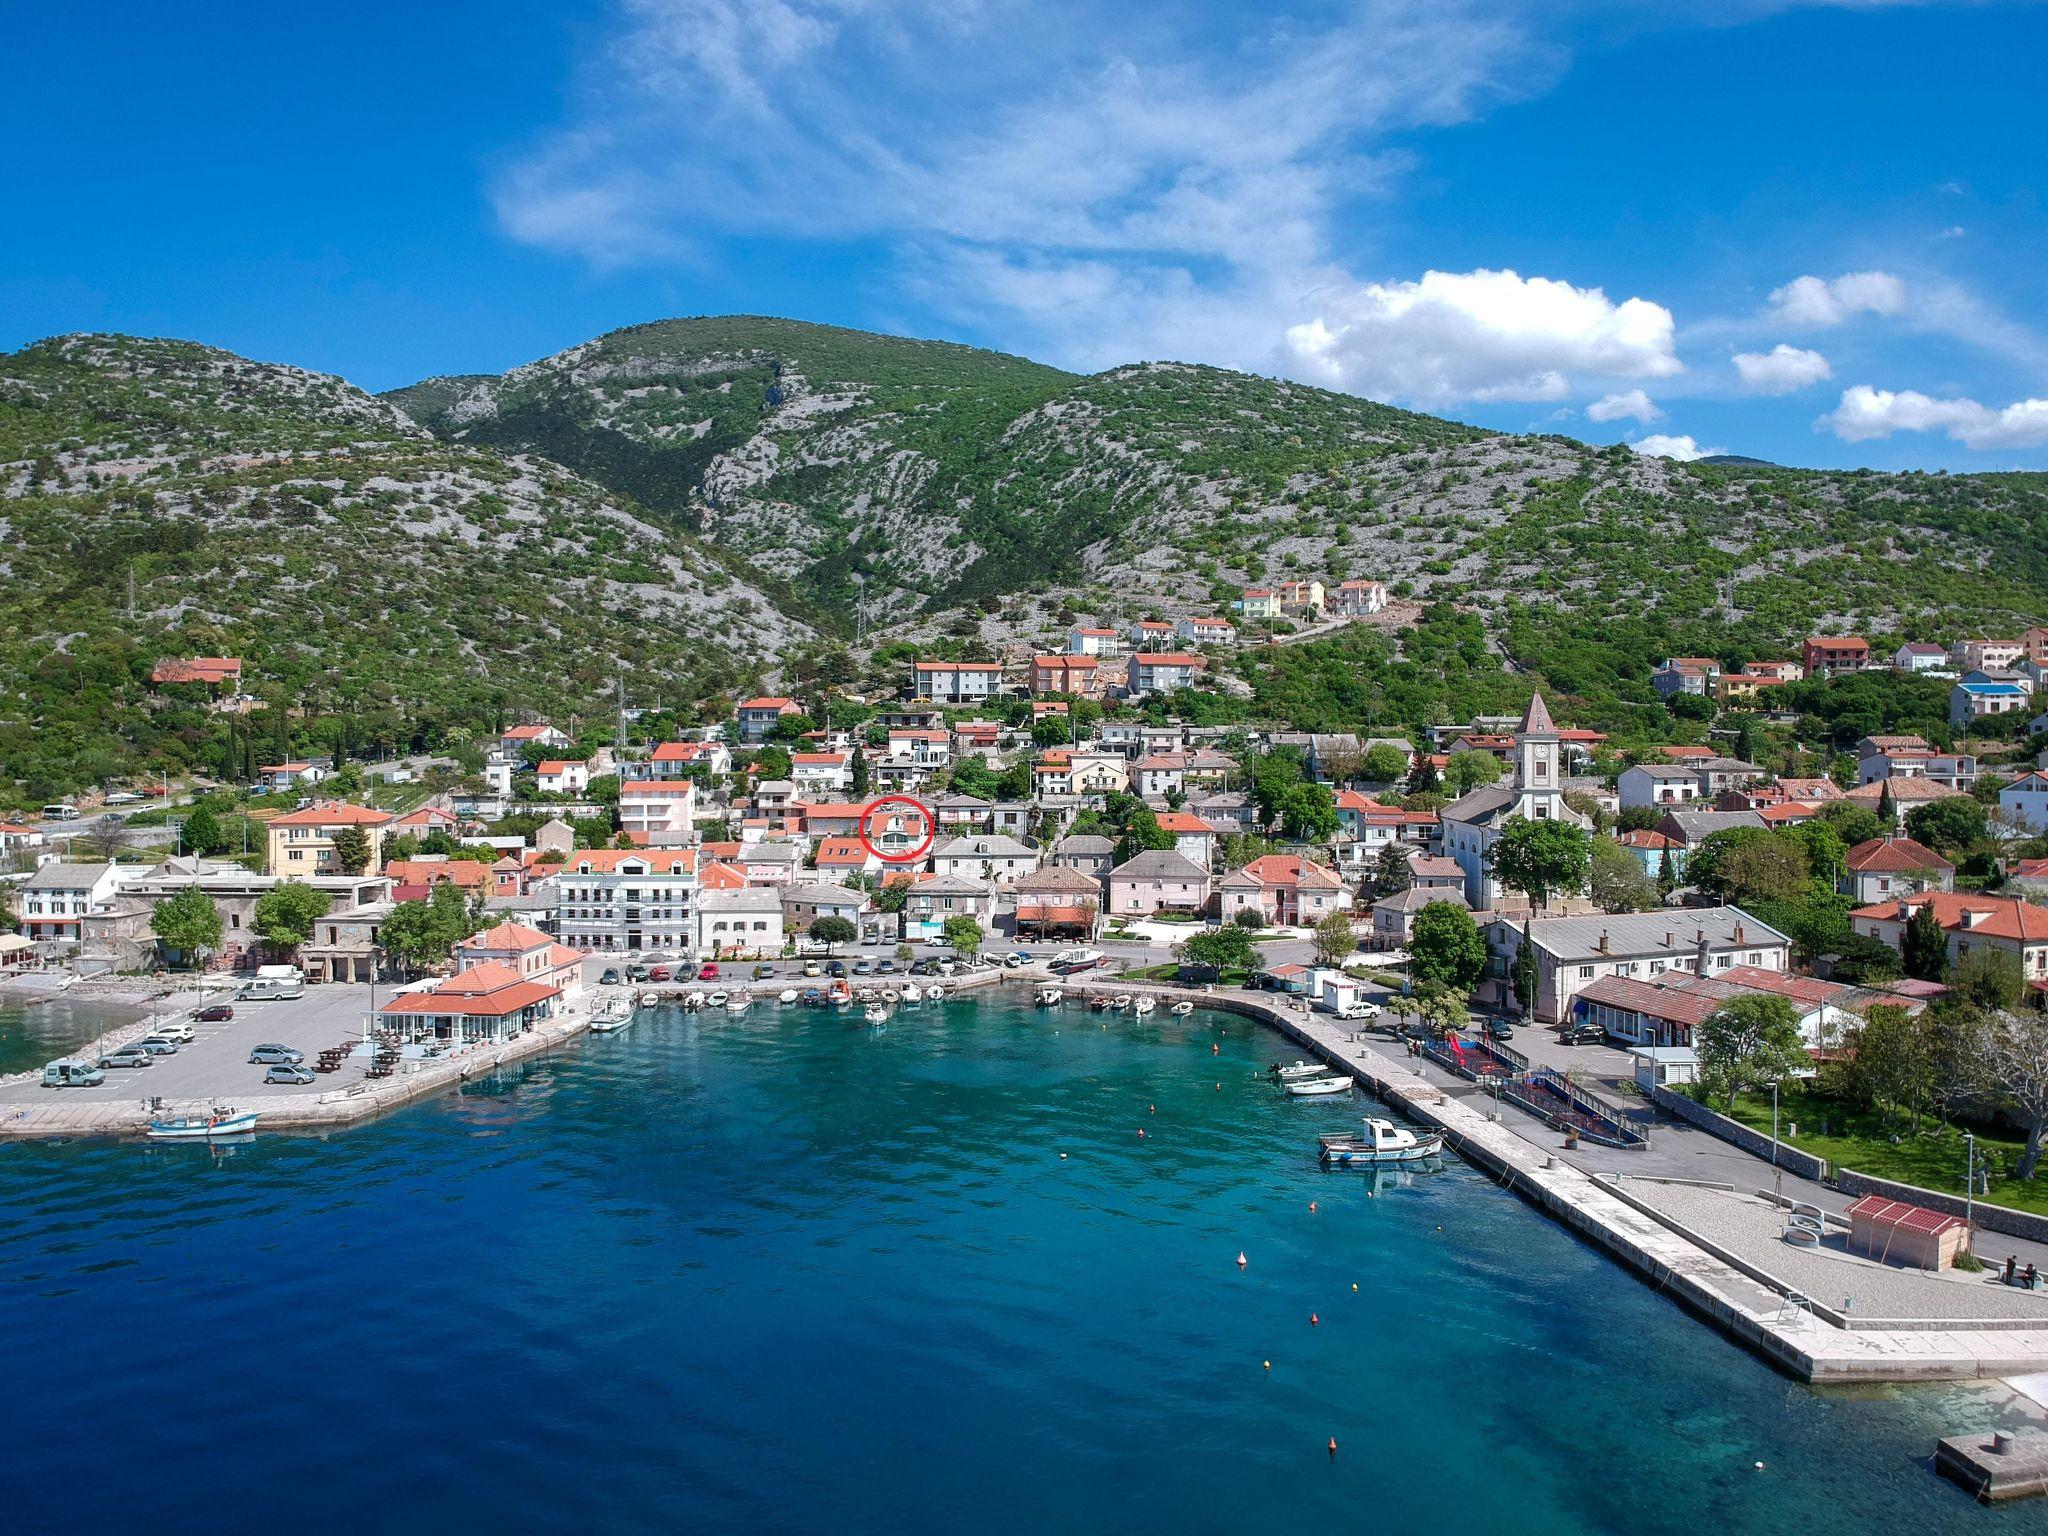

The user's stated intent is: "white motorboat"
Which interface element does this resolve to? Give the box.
[925,984,944,1002]
[778,989,799,1005]
[1169,1000,1194,1017]
[864,1003,890,1024]
[639,991,661,1006]
[1285,1075,1355,1098]
[1270,1061,1325,1080]
[725,991,752,1012]
[1108,996,1131,1013]
[900,984,922,1003]
[682,992,703,1011]
[146,1107,260,1140]
[588,1000,634,1033]
[1319,1116,1446,1167]
[1037,987,1064,1008]
[1132,996,1156,1016]
[706,990,729,1008]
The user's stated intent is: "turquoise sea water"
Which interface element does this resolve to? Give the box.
[1,994,2038,1534]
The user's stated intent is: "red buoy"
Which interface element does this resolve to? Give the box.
[1310,1313,1319,1327]
[1328,1437,1338,1459]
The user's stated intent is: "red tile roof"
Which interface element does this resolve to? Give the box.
[270,800,392,828]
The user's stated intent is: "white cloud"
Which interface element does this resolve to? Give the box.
[1631,434,1723,462]
[1821,385,2048,450]
[1279,268,1680,408]
[1586,388,1662,423]
[1767,270,1906,327]
[1732,343,1832,395]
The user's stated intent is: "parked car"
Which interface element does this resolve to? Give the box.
[248,1044,304,1065]
[861,933,881,946]
[600,969,622,986]
[132,1037,181,1056]
[626,965,652,982]
[151,1020,197,1043]
[853,959,875,975]
[264,1063,316,1084]
[825,961,846,978]
[1481,1018,1516,1042]
[876,960,897,974]
[752,963,776,980]
[196,1004,234,1023]
[697,963,721,981]
[1003,951,1031,968]
[102,1045,157,1069]
[909,959,937,976]
[648,966,671,982]
[1560,1023,1607,1046]
[802,960,822,978]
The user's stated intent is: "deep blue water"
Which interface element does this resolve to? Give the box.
[2,995,2038,1534]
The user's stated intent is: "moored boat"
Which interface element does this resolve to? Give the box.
[588,1000,634,1033]
[1089,995,1111,1012]
[725,991,751,1012]
[1169,1000,1194,1017]
[863,1002,890,1024]
[1285,1074,1354,1098]
[639,991,661,1006]
[1131,996,1156,1016]
[925,985,944,1002]
[1319,1116,1446,1167]
[1036,986,1064,1008]
[706,991,729,1008]
[146,1107,260,1140]
[1270,1061,1325,1080]
[901,983,922,1003]
[778,988,799,1004]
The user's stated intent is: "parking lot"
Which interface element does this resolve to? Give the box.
[0,981,385,1108]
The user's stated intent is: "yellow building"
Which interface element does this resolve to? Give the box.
[265,801,394,876]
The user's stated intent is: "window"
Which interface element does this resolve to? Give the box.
[1578,965,1594,979]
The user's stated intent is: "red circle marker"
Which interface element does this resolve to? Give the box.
[857,794,937,864]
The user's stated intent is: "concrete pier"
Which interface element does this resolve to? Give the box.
[1937,1430,2048,1502]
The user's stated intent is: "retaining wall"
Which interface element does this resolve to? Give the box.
[1649,1084,1829,1181]
[1833,1167,2048,1246]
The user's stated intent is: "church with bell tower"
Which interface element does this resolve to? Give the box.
[1439,692,1589,909]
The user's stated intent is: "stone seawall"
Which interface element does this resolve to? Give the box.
[1834,1167,2048,1246]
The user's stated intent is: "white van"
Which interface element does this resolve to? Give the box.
[41,804,81,822]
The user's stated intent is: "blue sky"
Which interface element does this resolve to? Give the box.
[4,1,2044,469]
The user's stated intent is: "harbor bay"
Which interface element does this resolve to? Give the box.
[2,994,2034,1535]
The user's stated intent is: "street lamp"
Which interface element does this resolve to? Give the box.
[1965,1131,1978,1238]
[1770,1079,1783,1205]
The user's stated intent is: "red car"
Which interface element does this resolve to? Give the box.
[696,963,720,981]
[648,966,671,982]
[196,1004,234,1022]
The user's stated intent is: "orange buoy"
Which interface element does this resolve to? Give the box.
[1137,1128,1146,1138]
[1309,1201,1318,1213]
[1212,1043,1220,1055]
[1310,1313,1319,1327]
[1236,1251,1247,1269]
[1328,1437,1338,1459]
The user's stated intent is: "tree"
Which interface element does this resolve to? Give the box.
[1408,756,1441,794]
[1906,796,1988,855]
[1488,816,1589,911]
[1311,910,1356,967]
[1232,906,1267,930]
[1953,947,2025,1012]
[330,825,371,875]
[1176,925,1256,975]
[1371,842,1411,900]
[1717,836,1812,905]
[1445,751,1501,795]
[850,748,870,797]
[942,915,984,957]
[1695,995,1807,1110]
[150,886,222,965]
[1412,982,1469,1038]
[1277,782,1338,842]
[753,744,793,782]
[1817,800,1884,847]
[1829,933,1903,984]
[1410,901,1487,993]
[182,802,225,857]
[1902,902,1949,983]
[1839,1004,1933,1129]
[808,915,857,953]
[379,883,477,970]
[252,881,332,954]
[1876,778,1897,828]
[1361,743,1409,783]
[1587,837,1658,914]
[1985,1008,2048,1180]
[1114,809,1176,866]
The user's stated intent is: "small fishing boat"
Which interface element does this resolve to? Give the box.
[1037,986,1064,1008]
[1132,996,1156,1016]
[1285,1074,1355,1098]
[779,988,799,1005]
[639,991,661,1006]
[706,990,729,1008]
[900,983,922,1003]
[925,985,944,1002]
[588,999,634,1033]
[1319,1117,1446,1167]
[146,1107,260,1140]
[1108,996,1131,1013]
[1270,1061,1325,1080]
[1089,995,1111,1012]
[881,988,900,1004]
[864,1002,890,1025]
[682,992,703,1011]
[725,991,751,1013]
[1169,1000,1194,1017]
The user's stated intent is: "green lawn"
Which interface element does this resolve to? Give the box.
[1722,1085,2048,1216]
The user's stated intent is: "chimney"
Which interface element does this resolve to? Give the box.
[1734,924,1745,943]
[1597,930,1609,954]
[1664,930,1676,947]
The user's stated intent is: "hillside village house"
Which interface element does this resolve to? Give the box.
[911,660,1004,705]
[1852,892,2048,985]
[1273,579,1325,616]
[1894,641,1951,674]
[1714,671,1793,705]
[736,696,801,743]
[1441,694,1591,908]
[2001,770,2048,832]
[266,802,392,876]
[790,751,853,793]
[641,739,732,777]
[1217,855,1348,927]
[1373,886,1469,944]
[1651,657,1720,698]
[1485,906,1791,1024]
[1803,636,1871,678]
[1328,579,1388,617]
[1842,774,1970,828]
[618,780,698,842]
[1033,655,1098,695]
[1107,849,1211,916]
[782,882,869,938]
[1068,626,1122,656]
[887,729,950,768]
[257,760,325,795]
[1153,811,1220,868]
[1857,735,1978,791]
[1130,653,1207,695]
[1176,616,1237,646]
[1618,763,1700,810]
[550,848,699,954]
[536,759,590,796]
[930,834,1038,888]
[1069,750,1130,796]
[1053,834,1117,881]
[1013,865,1103,938]
[1132,753,1188,799]
[1129,619,1176,649]
[1236,589,1280,620]
[457,920,584,994]
[1953,676,2030,725]
[1573,966,1866,1051]
[151,655,243,689]
[501,722,572,754]
[697,887,785,956]
[1954,637,2029,672]
[1842,835,1955,904]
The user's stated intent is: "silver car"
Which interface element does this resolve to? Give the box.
[102,1045,156,1069]
[264,1063,315,1085]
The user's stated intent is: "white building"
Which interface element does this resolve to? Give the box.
[930,834,1039,889]
[2002,770,2048,833]
[1487,906,1791,1024]
[1129,653,1207,695]
[1440,694,1592,909]
[696,887,785,956]
[911,661,1004,704]
[1617,763,1701,811]
[549,849,700,954]
[618,780,698,842]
